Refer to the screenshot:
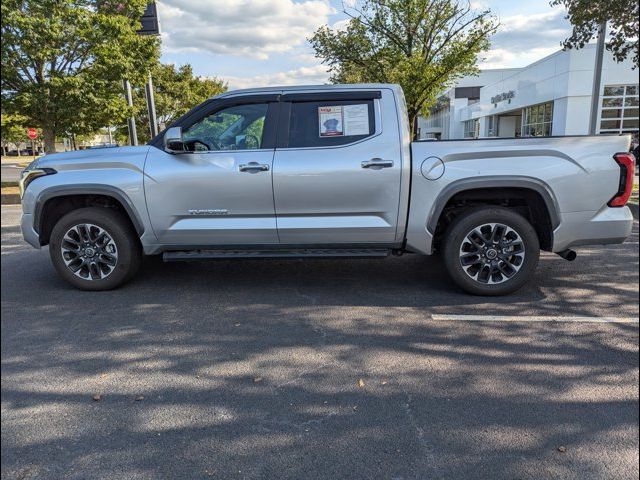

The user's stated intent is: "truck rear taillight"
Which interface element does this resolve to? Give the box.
[608,152,636,207]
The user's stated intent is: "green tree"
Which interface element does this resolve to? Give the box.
[130,63,227,144]
[0,113,29,155]
[1,0,159,153]
[309,0,498,136]
[551,0,639,68]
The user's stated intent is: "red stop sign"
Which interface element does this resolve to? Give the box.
[27,128,38,140]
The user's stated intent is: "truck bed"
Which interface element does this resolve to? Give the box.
[406,134,633,254]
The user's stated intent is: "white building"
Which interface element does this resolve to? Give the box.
[418,44,639,141]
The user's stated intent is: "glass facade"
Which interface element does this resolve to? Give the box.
[487,116,497,137]
[599,84,639,134]
[463,119,478,138]
[522,102,553,137]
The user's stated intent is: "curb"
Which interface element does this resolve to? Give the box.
[1,193,20,205]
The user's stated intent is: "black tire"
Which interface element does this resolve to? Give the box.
[49,207,142,291]
[442,207,540,296]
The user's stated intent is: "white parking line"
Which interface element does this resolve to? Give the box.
[431,314,639,323]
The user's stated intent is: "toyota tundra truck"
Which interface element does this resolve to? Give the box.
[19,84,636,295]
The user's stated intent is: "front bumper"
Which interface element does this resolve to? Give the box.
[553,206,634,252]
[20,213,41,249]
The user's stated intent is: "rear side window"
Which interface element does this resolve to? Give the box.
[287,100,375,148]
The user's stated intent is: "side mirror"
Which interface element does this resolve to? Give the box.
[164,126,185,153]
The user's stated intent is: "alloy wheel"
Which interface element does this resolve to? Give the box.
[60,223,118,280]
[458,222,525,285]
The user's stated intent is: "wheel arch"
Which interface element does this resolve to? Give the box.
[34,185,145,246]
[429,177,560,252]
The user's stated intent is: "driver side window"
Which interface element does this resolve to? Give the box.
[182,103,268,151]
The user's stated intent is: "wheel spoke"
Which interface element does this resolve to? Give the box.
[68,258,86,273]
[466,230,485,249]
[62,238,81,251]
[98,253,117,266]
[94,231,109,247]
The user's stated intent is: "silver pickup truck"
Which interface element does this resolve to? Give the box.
[19,84,635,295]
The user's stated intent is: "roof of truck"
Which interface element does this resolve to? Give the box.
[212,83,401,99]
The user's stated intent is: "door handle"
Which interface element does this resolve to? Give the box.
[361,158,394,169]
[239,162,270,172]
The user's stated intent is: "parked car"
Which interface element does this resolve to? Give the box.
[87,143,119,149]
[19,84,635,294]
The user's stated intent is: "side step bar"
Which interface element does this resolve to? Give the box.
[163,248,391,262]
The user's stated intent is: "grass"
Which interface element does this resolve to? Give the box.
[1,155,35,164]
[1,181,20,200]
[1,186,19,194]
[630,182,639,204]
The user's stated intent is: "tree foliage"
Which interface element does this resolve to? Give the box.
[127,63,227,144]
[551,0,639,68]
[1,113,29,153]
[1,0,159,152]
[309,0,498,135]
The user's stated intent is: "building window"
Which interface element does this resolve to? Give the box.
[599,84,639,134]
[463,119,478,138]
[522,102,553,137]
[487,116,497,137]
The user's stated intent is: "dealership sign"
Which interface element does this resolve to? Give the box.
[491,91,515,104]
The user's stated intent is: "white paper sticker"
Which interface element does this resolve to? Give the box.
[343,104,369,136]
[318,106,344,137]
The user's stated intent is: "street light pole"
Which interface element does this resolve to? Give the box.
[589,21,607,136]
[123,79,138,146]
[145,72,159,138]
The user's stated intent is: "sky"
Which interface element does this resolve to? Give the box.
[157,0,574,90]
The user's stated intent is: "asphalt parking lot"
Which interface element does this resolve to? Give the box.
[2,204,638,480]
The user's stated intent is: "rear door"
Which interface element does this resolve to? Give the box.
[272,90,403,245]
[144,95,280,246]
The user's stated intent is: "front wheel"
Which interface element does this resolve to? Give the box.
[442,207,540,296]
[49,207,141,291]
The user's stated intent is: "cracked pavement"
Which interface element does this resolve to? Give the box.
[2,205,639,479]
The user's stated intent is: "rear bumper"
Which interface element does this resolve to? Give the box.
[20,213,41,249]
[553,206,634,252]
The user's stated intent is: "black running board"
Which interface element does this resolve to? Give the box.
[163,248,390,262]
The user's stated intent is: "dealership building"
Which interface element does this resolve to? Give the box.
[418,43,639,141]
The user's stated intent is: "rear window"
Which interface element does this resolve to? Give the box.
[288,100,375,148]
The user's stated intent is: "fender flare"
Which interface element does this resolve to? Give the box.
[426,176,561,234]
[34,184,145,236]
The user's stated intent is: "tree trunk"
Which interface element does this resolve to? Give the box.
[409,113,419,140]
[43,128,57,153]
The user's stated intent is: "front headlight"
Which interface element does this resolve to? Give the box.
[19,168,56,198]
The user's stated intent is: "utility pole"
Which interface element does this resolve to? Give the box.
[118,3,159,146]
[123,79,138,146]
[145,73,159,137]
[137,2,161,140]
[589,22,607,136]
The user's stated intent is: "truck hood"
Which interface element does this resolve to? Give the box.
[34,146,152,170]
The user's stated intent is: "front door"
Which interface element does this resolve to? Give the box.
[144,98,279,246]
[272,91,403,244]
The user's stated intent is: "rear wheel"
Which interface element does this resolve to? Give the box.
[49,207,141,290]
[442,207,540,296]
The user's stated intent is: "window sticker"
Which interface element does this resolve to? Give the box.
[343,104,369,135]
[319,106,344,136]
